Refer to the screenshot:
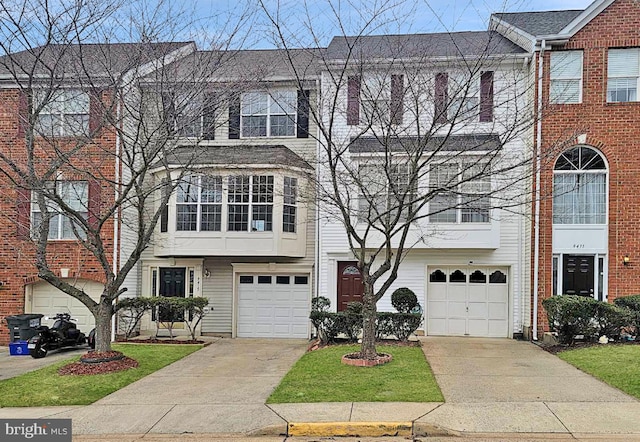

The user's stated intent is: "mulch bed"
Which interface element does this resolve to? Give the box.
[58,351,138,376]
[541,340,640,355]
[308,338,421,352]
[115,338,204,344]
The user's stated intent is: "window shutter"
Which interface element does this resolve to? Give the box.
[434,73,448,124]
[296,89,310,138]
[160,178,169,233]
[480,71,494,123]
[16,187,31,239]
[89,89,104,134]
[17,89,30,137]
[88,179,101,230]
[202,92,216,140]
[390,74,404,125]
[347,76,361,126]
[162,93,176,135]
[228,93,240,139]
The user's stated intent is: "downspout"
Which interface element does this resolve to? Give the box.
[111,94,122,343]
[533,40,546,340]
[314,78,321,303]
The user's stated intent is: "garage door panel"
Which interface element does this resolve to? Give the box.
[29,280,101,330]
[427,267,509,338]
[237,274,310,338]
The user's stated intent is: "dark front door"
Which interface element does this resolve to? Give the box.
[563,255,594,296]
[337,261,364,311]
[159,267,186,321]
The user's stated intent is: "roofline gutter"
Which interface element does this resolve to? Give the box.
[533,39,546,341]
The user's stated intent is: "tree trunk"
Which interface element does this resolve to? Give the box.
[360,283,378,360]
[94,301,114,353]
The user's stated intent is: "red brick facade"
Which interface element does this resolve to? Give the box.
[0,88,116,344]
[534,0,640,334]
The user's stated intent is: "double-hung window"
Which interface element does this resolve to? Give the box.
[550,51,583,104]
[357,161,414,223]
[241,91,296,137]
[608,48,640,102]
[34,89,90,136]
[176,175,223,231]
[429,162,490,223]
[31,181,88,239]
[361,74,391,123]
[447,74,480,121]
[227,175,274,231]
[283,177,297,233]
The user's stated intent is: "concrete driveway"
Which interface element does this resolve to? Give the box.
[0,345,88,380]
[52,338,308,436]
[417,336,640,435]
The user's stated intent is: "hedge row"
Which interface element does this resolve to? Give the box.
[310,290,423,344]
[542,295,640,345]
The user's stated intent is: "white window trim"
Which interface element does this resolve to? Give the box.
[550,51,583,104]
[240,90,297,138]
[34,89,90,137]
[31,181,89,240]
[607,48,640,103]
[227,175,274,232]
[176,175,223,232]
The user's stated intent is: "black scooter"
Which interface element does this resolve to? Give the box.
[28,313,87,358]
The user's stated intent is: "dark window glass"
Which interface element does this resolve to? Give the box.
[429,270,446,282]
[258,275,272,284]
[295,276,309,285]
[489,270,507,284]
[469,270,487,283]
[276,276,290,284]
[239,275,253,284]
[450,270,466,283]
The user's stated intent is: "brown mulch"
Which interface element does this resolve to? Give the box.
[58,351,138,376]
[541,340,640,355]
[115,338,204,344]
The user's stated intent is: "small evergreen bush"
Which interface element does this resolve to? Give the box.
[391,287,418,313]
[542,295,599,345]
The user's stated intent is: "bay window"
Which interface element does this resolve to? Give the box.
[429,162,490,223]
[176,175,222,231]
[283,177,297,233]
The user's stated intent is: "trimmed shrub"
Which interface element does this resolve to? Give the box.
[310,311,337,344]
[542,295,599,345]
[376,312,396,340]
[614,295,640,336]
[337,302,363,342]
[594,302,633,341]
[311,296,331,312]
[389,312,423,341]
[391,287,418,313]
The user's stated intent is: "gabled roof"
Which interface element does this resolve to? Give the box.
[493,10,583,37]
[0,42,194,80]
[154,48,322,83]
[349,134,502,153]
[326,31,526,60]
[162,145,313,170]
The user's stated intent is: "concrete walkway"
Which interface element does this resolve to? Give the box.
[2,336,640,439]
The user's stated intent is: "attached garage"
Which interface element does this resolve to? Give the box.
[26,280,102,331]
[427,267,509,337]
[236,274,310,338]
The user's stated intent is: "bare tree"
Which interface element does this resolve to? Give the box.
[259,0,570,360]
[0,0,253,352]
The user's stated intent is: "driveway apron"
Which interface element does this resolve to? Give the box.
[53,338,308,436]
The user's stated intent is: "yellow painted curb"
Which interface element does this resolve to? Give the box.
[288,421,412,437]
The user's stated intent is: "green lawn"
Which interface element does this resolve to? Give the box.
[0,344,202,407]
[267,344,443,403]
[558,345,640,399]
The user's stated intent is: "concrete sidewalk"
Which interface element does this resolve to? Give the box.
[1,337,640,439]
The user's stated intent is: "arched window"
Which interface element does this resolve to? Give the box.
[469,270,486,283]
[553,146,607,224]
[429,269,446,282]
[450,270,466,283]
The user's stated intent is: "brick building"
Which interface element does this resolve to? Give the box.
[493,0,640,337]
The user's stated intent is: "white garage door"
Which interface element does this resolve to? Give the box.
[28,280,103,331]
[237,274,310,338]
[427,267,509,337]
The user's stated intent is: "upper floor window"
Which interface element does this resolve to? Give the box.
[176,175,223,231]
[608,48,639,103]
[553,146,607,224]
[347,74,405,126]
[357,161,416,223]
[31,181,88,240]
[34,89,89,136]
[241,91,296,137]
[550,51,583,104]
[434,71,494,124]
[228,175,274,231]
[164,92,216,139]
[283,177,297,233]
[429,162,490,224]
